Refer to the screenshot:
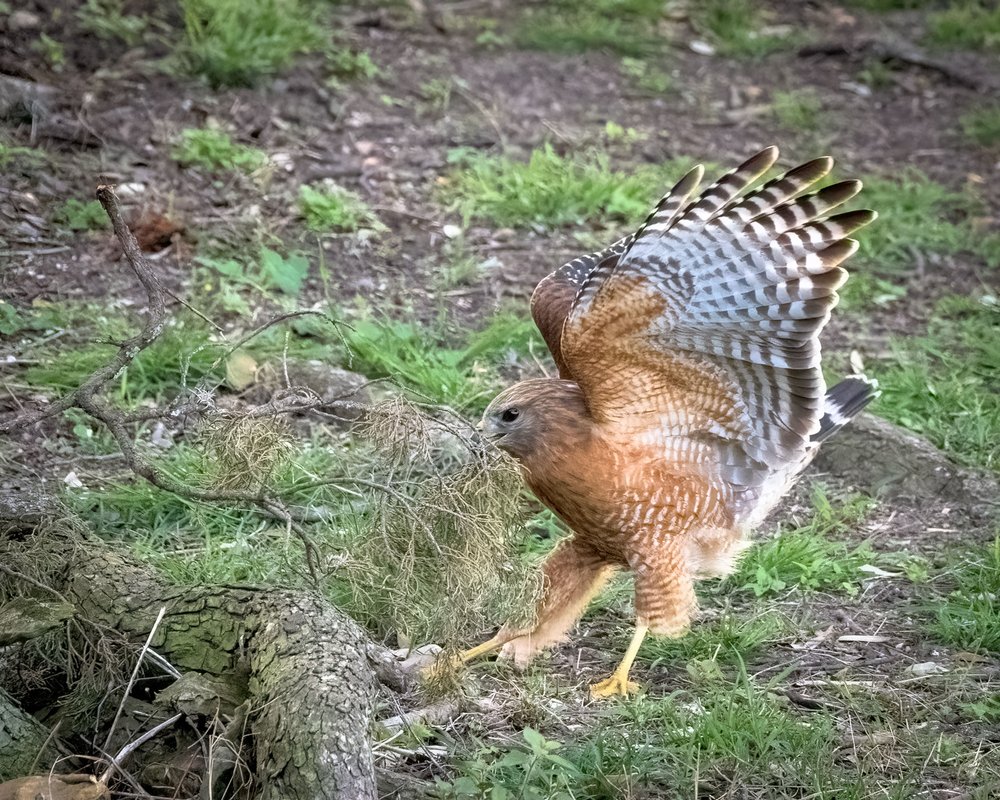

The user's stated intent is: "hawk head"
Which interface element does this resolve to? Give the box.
[479,379,590,462]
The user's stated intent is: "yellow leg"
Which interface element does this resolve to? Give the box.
[459,630,518,664]
[422,629,520,682]
[589,624,649,699]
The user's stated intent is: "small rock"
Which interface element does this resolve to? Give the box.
[690,40,715,56]
[63,471,84,489]
[442,223,462,239]
[841,81,872,98]
[116,181,146,199]
[907,662,948,677]
[9,10,42,31]
[271,152,294,172]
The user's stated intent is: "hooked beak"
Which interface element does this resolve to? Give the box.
[477,415,506,443]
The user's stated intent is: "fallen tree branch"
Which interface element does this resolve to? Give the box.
[799,38,997,93]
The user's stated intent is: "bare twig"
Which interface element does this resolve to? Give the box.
[99,712,183,786]
[102,606,167,754]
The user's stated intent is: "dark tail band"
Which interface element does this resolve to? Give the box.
[813,376,880,443]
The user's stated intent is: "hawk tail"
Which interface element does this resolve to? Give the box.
[813,376,880,443]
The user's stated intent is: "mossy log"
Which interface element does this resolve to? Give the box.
[0,496,378,800]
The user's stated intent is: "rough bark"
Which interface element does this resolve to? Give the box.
[0,497,378,800]
[0,687,58,782]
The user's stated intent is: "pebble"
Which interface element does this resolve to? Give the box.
[9,11,42,31]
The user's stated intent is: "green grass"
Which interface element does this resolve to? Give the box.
[875,295,999,472]
[850,172,999,272]
[512,0,664,56]
[857,58,897,90]
[78,0,149,45]
[772,89,824,131]
[23,321,224,400]
[32,33,66,71]
[17,301,338,403]
[442,145,689,227]
[929,537,1000,653]
[172,127,268,172]
[619,56,672,94]
[692,0,800,58]
[79,434,360,581]
[326,48,379,84]
[53,199,108,232]
[927,2,1000,52]
[840,170,999,308]
[730,488,877,597]
[0,141,45,170]
[440,669,868,798]
[178,0,326,86]
[837,272,908,310]
[298,184,384,233]
[637,611,787,668]
[960,106,1000,147]
[342,312,542,412]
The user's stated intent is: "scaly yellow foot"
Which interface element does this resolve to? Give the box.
[589,673,640,698]
[588,623,649,700]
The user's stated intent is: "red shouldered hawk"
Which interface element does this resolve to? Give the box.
[454,147,879,697]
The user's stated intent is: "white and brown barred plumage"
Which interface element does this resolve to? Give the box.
[461,147,879,696]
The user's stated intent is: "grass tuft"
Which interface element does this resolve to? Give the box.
[850,171,996,272]
[927,2,1000,52]
[78,0,149,45]
[512,0,664,57]
[772,88,824,131]
[929,537,1000,653]
[53,199,109,231]
[731,487,876,597]
[620,56,673,93]
[298,184,384,233]
[342,312,540,412]
[960,106,1000,147]
[846,0,935,9]
[442,669,856,798]
[638,611,787,667]
[178,0,326,86]
[442,145,689,228]
[841,170,999,308]
[692,0,799,57]
[172,127,268,173]
[875,295,999,472]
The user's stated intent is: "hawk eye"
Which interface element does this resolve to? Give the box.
[501,407,520,423]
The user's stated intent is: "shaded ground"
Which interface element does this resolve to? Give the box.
[1,1,998,798]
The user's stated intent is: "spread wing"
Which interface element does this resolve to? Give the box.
[542,147,875,518]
